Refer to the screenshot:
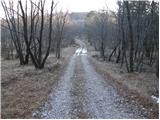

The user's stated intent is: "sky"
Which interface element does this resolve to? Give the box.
[0,0,118,18]
[55,0,118,12]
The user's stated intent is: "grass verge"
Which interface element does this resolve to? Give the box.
[88,50,158,119]
[1,46,77,118]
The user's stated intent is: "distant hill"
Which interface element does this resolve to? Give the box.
[69,12,88,22]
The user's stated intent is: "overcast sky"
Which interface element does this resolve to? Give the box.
[0,0,118,18]
[56,0,118,12]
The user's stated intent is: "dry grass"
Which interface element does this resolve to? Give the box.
[87,45,159,118]
[1,46,77,119]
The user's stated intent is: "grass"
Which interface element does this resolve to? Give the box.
[87,45,159,119]
[1,46,77,118]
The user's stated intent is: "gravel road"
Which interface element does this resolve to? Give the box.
[33,47,146,119]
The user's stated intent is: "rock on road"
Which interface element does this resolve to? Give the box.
[33,46,146,119]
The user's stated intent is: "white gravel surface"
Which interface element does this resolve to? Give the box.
[34,48,146,119]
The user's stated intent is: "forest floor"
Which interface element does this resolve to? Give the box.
[86,42,159,118]
[1,45,77,118]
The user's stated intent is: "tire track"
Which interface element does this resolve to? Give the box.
[70,56,89,118]
[81,55,145,118]
[39,55,76,119]
[34,46,146,119]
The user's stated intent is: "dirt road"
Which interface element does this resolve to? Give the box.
[33,44,146,118]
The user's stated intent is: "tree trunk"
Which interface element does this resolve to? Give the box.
[125,1,134,72]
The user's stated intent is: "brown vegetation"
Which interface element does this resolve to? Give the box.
[1,46,77,118]
[88,46,158,118]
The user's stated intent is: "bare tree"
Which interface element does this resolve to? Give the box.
[124,1,134,72]
[54,11,68,59]
[1,0,27,65]
[85,0,159,75]
[2,0,56,69]
[85,10,109,60]
[96,11,108,60]
[26,0,55,69]
[1,21,14,60]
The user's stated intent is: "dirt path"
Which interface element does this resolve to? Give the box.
[33,46,146,119]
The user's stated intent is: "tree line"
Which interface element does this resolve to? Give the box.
[85,0,159,76]
[1,0,76,69]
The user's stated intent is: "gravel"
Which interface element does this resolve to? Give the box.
[34,48,146,119]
